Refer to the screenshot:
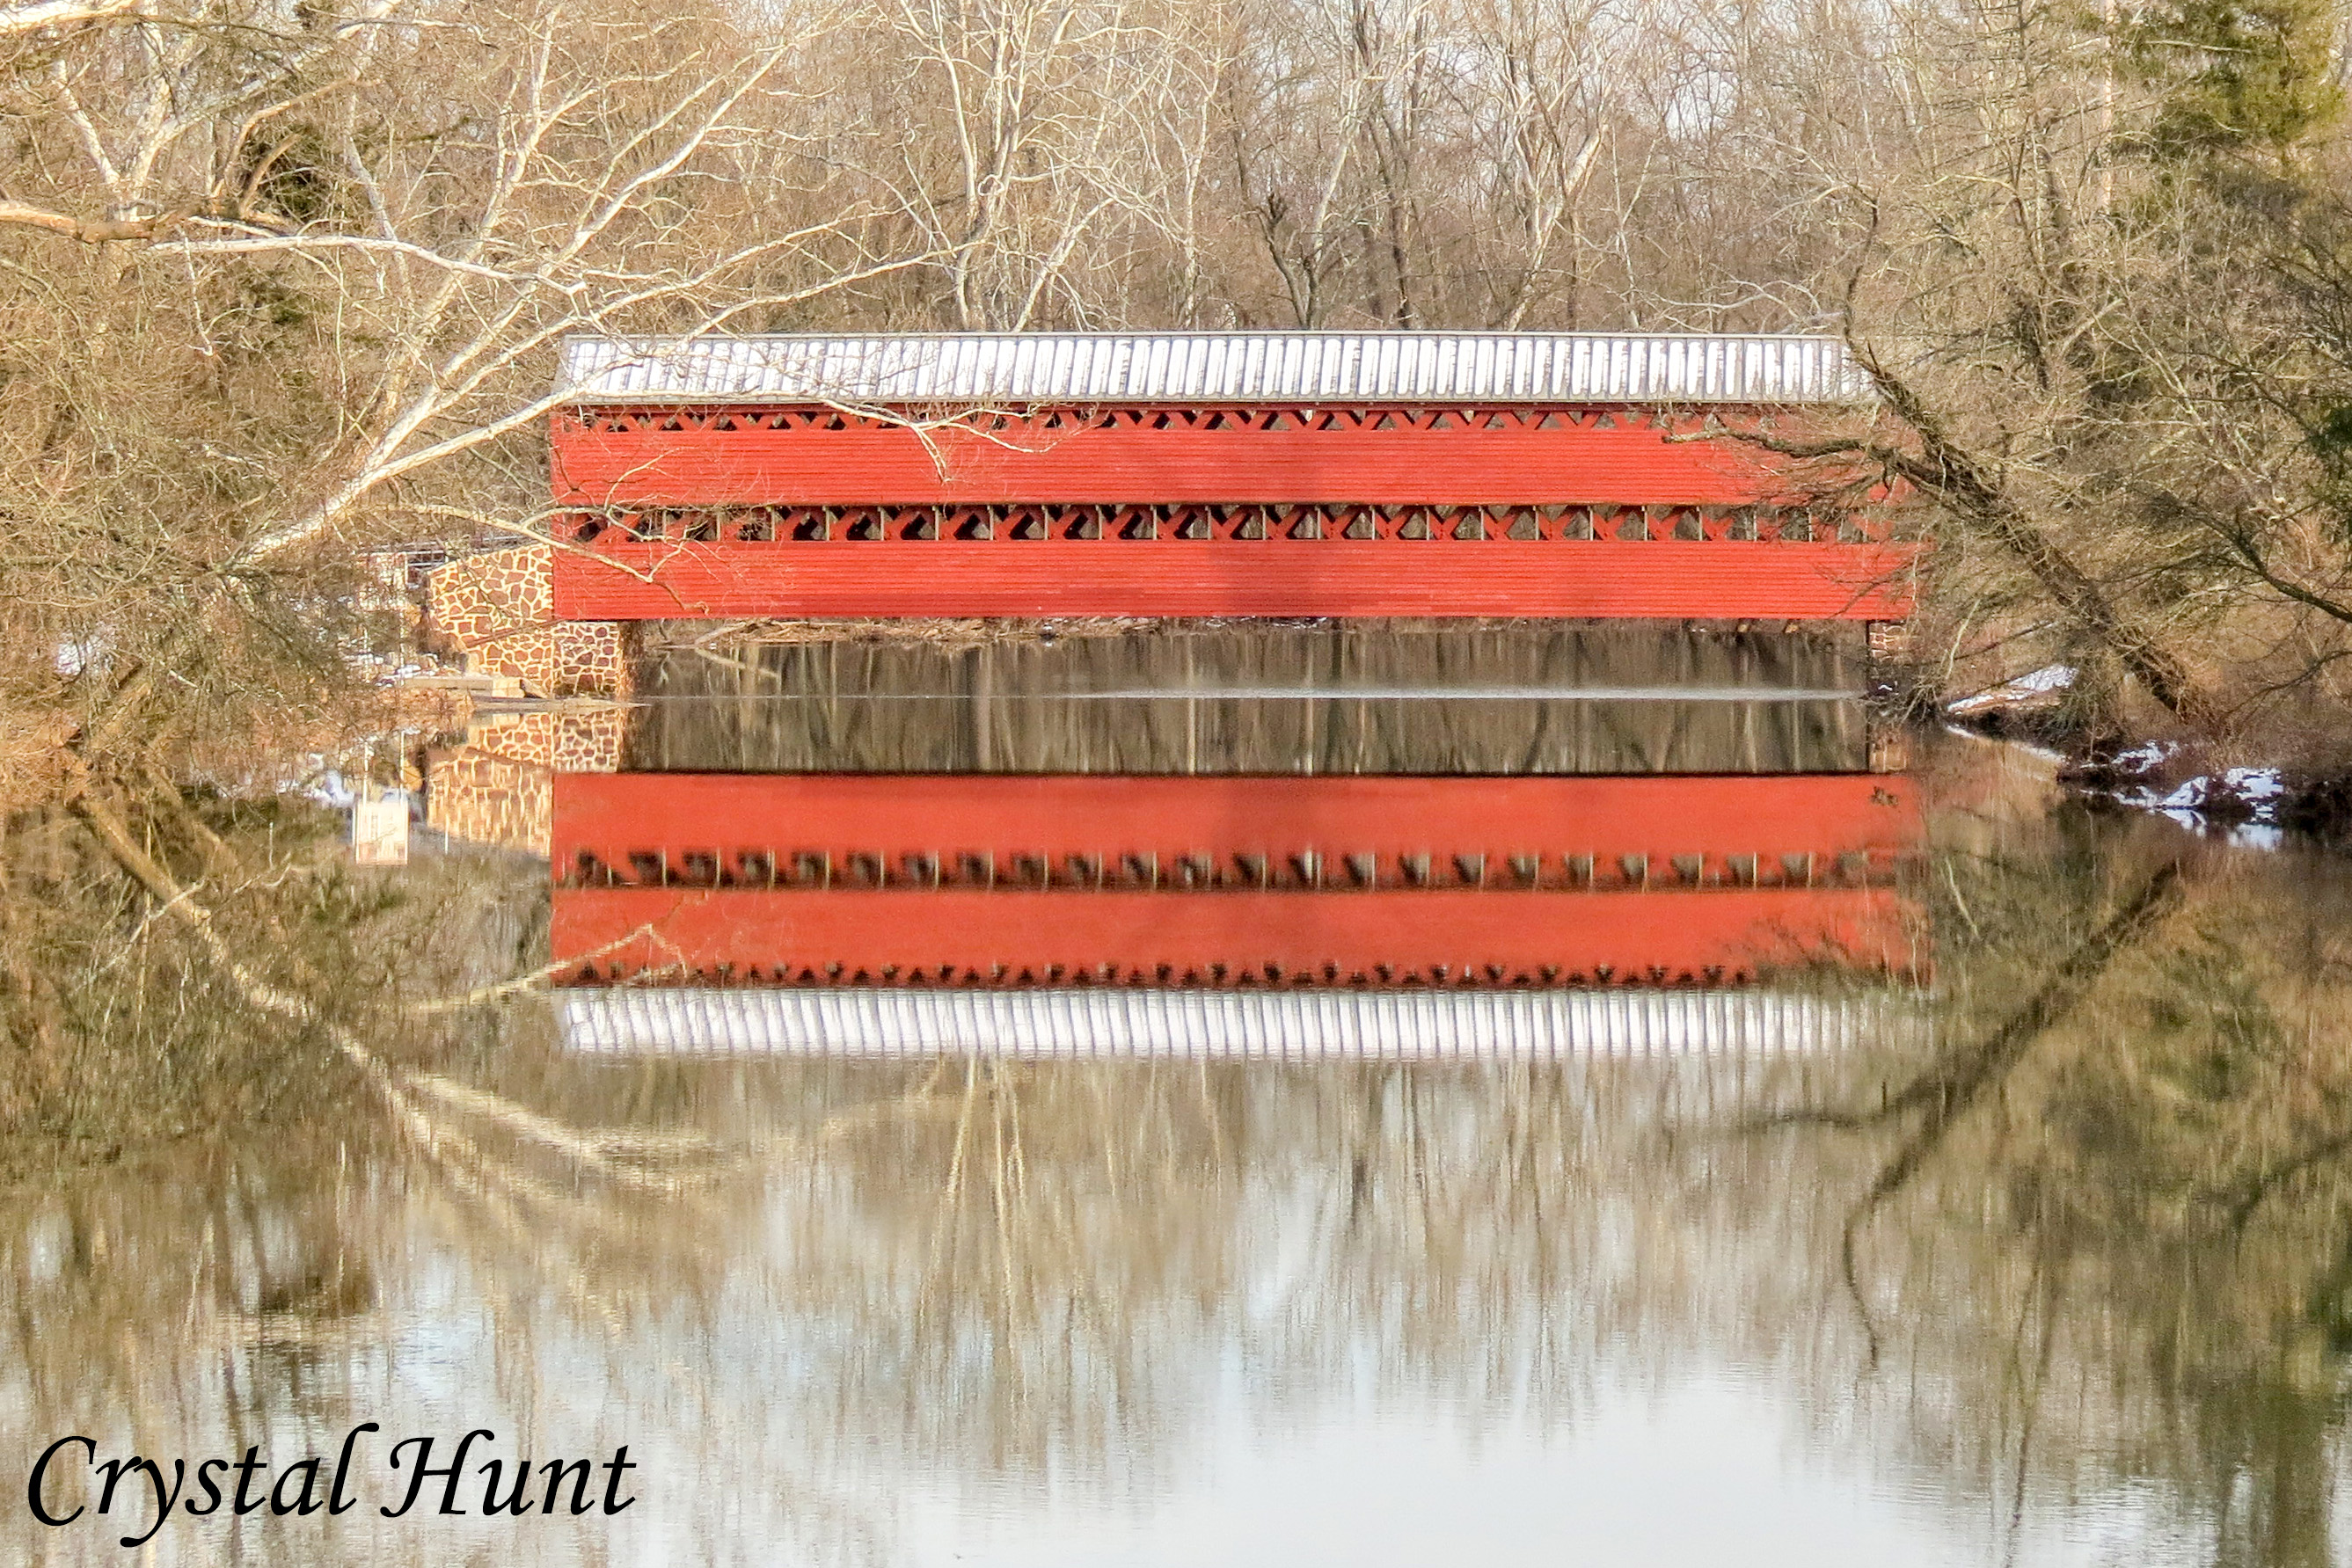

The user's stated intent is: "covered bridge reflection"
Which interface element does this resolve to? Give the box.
[549,772,1925,1054]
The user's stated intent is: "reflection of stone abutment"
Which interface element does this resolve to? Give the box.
[548,772,1928,996]
[426,708,625,856]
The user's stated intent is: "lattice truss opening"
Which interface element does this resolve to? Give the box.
[561,501,1903,546]
[560,956,1815,990]
[565,404,1736,436]
[559,843,1914,893]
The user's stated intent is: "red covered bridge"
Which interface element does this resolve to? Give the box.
[547,332,1917,623]
[550,773,1924,988]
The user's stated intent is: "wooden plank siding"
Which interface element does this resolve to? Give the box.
[550,773,1922,887]
[546,402,1917,622]
[551,537,1914,620]
[551,405,1802,508]
[552,886,1916,987]
[549,773,1924,987]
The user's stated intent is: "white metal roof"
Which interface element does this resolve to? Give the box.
[557,332,1867,407]
[556,987,1918,1060]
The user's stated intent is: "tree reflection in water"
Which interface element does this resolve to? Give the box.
[629,623,1870,776]
[5,742,2352,1563]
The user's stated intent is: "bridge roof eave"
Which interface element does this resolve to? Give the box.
[554,331,1879,410]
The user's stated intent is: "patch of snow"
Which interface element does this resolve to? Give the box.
[2111,740,2176,775]
[2044,734,2308,843]
[2224,766,2284,803]
[2158,777,2210,810]
[2012,662,2078,695]
[1947,663,2077,715]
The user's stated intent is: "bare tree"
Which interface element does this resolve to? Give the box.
[838,0,1223,327]
[2,0,946,793]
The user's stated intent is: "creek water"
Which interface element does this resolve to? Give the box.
[10,625,2351,1566]
[627,624,1870,773]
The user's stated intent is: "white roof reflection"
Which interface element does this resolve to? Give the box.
[557,987,1920,1059]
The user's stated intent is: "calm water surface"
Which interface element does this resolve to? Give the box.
[630,624,1869,772]
[10,630,2351,1565]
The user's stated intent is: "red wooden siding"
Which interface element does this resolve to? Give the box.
[548,402,1917,622]
[554,886,1913,987]
[551,405,1804,509]
[548,773,1923,986]
[551,773,1921,887]
[560,500,1891,544]
[551,539,1915,620]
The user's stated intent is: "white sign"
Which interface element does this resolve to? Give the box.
[352,797,411,866]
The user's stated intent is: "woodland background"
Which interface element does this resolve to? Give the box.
[7,0,2352,806]
[16,12,2352,1538]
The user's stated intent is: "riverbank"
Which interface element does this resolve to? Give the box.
[1936,662,2352,841]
